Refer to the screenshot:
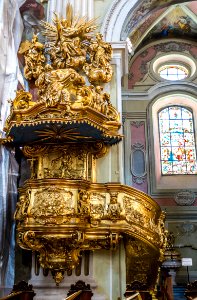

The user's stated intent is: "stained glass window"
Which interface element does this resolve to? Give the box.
[158,65,188,81]
[159,106,197,175]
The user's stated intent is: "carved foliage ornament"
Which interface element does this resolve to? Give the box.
[30,188,74,221]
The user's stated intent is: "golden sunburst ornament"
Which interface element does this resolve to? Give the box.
[35,125,89,143]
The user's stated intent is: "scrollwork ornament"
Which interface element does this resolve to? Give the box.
[11,90,34,110]
[14,192,30,222]
[23,145,48,157]
[0,136,13,145]
[132,175,147,185]
[90,142,109,158]
[131,121,144,128]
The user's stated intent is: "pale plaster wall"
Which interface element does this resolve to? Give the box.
[94,0,113,28]
[93,243,126,300]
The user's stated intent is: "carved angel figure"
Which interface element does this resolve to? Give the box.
[78,190,90,215]
[19,34,45,80]
[41,4,96,70]
[35,64,53,100]
[48,35,86,70]
[89,33,112,68]
[83,33,113,85]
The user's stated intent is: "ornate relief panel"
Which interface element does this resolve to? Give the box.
[130,121,147,193]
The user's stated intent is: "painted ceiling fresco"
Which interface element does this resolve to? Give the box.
[121,0,193,39]
[145,6,197,41]
[125,3,197,50]
[20,0,48,41]
[129,7,166,48]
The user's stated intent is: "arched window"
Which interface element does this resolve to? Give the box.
[159,106,197,175]
[158,65,188,81]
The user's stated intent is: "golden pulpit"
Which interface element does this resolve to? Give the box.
[1,4,166,295]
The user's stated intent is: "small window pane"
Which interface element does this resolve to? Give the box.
[169,106,182,119]
[158,65,188,81]
[159,120,170,133]
[159,108,169,119]
[182,108,192,119]
[169,120,183,133]
[159,106,197,175]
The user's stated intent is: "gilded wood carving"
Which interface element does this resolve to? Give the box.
[1,4,166,289]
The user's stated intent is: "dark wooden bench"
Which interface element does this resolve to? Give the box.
[0,281,35,300]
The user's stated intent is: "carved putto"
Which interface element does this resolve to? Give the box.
[19,35,46,80]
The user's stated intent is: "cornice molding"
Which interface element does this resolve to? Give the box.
[122,112,146,119]
[122,81,197,101]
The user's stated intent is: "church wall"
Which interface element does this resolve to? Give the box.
[93,244,126,300]
[94,0,113,26]
[128,40,197,91]
[123,34,197,286]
